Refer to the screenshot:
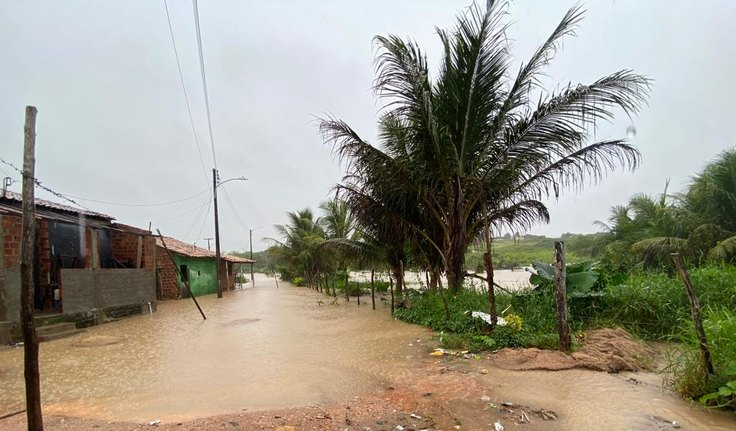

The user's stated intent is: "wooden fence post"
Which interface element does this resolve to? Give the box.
[554,241,571,352]
[671,253,714,375]
[20,105,44,431]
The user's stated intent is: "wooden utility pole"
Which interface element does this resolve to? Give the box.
[212,168,222,298]
[554,241,571,352]
[157,230,206,320]
[671,253,714,375]
[20,105,43,431]
[370,269,376,310]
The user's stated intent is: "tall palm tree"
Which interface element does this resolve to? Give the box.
[322,0,650,292]
[319,199,360,298]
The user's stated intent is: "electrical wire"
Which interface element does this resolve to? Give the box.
[162,0,209,185]
[64,187,210,207]
[221,185,249,233]
[180,189,212,243]
[153,193,212,225]
[192,0,218,170]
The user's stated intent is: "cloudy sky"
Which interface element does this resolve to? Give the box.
[2,0,735,252]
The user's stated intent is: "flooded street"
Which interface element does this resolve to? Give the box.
[1,275,734,430]
[0,274,426,422]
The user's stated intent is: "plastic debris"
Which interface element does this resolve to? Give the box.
[481,395,491,402]
[430,349,445,356]
[148,419,161,426]
[501,401,514,407]
[469,311,507,326]
[395,426,405,431]
[410,413,422,419]
[494,422,504,431]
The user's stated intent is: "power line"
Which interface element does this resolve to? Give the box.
[192,195,213,242]
[0,155,89,209]
[162,0,209,185]
[64,187,210,207]
[192,0,218,170]
[153,194,212,225]
[180,192,211,241]
[221,185,249,233]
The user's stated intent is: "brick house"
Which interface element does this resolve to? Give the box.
[0,191,156,324]
[155,236,253,299]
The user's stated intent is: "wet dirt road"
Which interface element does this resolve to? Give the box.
[1,275,734,430]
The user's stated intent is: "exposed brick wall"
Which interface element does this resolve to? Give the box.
[2,214,21,269]
[155,247,179,299]
[111,231,155,270]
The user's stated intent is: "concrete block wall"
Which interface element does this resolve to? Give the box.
[61,268,155,314]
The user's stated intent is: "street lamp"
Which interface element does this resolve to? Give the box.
[213,169,247,298]
[249,227,262,287]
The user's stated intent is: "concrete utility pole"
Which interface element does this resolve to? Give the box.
[21,105,44,431]
[213,168,222,298]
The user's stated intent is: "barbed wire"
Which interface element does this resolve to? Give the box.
[0,155,89,209]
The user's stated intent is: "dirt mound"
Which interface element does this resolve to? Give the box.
[491,327,655,373]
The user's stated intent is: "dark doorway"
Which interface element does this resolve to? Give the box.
[180,264,190,297]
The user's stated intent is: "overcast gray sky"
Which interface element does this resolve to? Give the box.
[2,0,735,252]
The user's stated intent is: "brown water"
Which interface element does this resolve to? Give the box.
[0,274,734,430]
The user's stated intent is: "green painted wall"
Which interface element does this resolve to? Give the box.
[174,256,216,297]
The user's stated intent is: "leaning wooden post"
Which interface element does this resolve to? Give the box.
[671,253,714,375]
[554,241,571,352]
[156,230,206,320]
[370,269,376,310]
[20,105,44,431]
[273,269,279,289]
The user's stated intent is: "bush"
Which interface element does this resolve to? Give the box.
[668,308,736,410]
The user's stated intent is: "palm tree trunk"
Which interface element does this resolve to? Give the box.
[446,180,467,293]
[332,273,337,298]
[371,269,376,310]
[345,270,349,302]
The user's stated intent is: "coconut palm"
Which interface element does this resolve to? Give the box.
[321,0,651,292]
[268,208,326,286]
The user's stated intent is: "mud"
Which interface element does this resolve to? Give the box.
[492,327,656,372]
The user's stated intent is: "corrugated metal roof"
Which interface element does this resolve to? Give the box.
[155,236,255,263]
[1,190,113,220]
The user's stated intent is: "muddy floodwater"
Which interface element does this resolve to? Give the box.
[1,275,734,430]
[0,275,426,421]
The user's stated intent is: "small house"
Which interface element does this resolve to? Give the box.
[155,236,253,299]
[0,190,157,327]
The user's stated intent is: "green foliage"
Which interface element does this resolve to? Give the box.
[528,260,601,298]
[665,308,736,409]
[587,265,736,339]
[465,235,594,271]
[292,276,305,287]
[395,288,562,350]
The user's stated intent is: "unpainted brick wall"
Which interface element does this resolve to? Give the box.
[2,214,21,269]
[111,231,155,269]
[155,247,179,299]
